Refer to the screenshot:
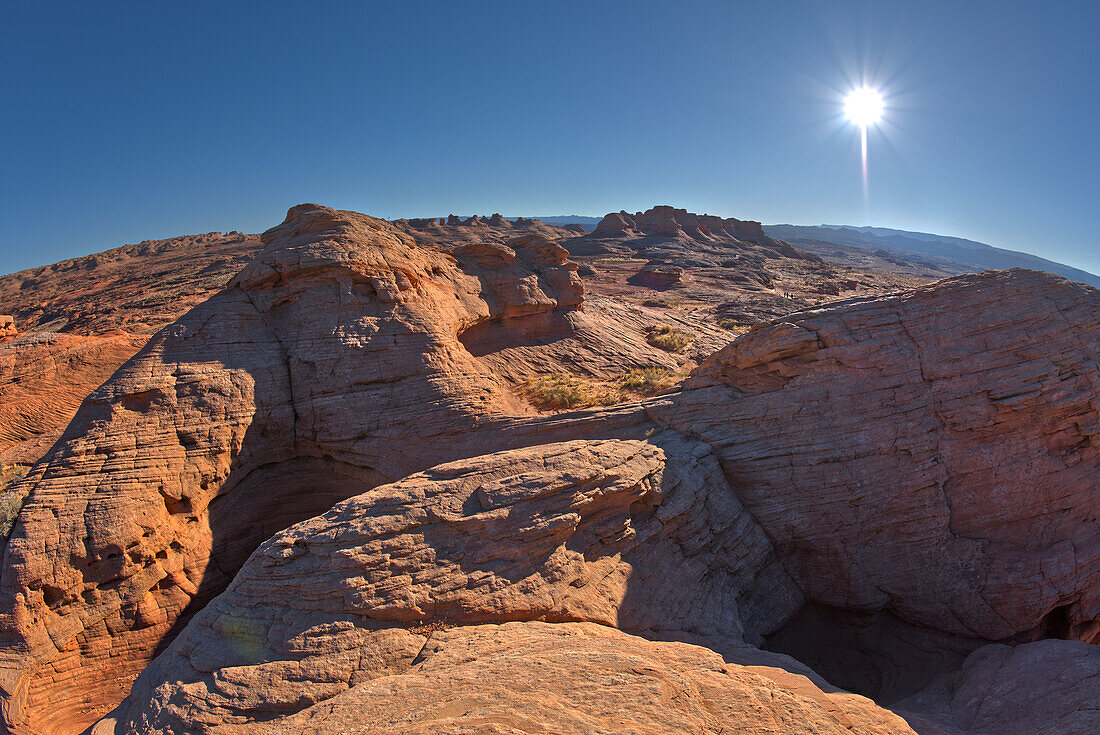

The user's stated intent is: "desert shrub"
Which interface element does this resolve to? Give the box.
[617,367,676,394]
[718,319,751,336]
[522,373,620,410]
[642,298,675,308]
[646,324,695,352]
[0,464,29,541]
[522,368,680,410]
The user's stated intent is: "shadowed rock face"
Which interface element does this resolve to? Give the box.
[663,270,1100,698]
[101,438,800,733]
[0,201,1097,735]
[116,622,918,735]
[895,639,1100,735]
[0,205,587,734]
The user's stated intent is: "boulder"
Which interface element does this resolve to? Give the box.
[103,622,918,735]
[100,437,800,732]
[0,204,585,734]
[896,639,1100,734]
[664,269,1100,696]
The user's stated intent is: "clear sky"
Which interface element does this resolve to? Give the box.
[1,1,1097,275]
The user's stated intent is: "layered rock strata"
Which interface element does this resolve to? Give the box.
[0,205,586,734]
[0,199,1096,735]
[568,205,812,266]
[661,270,1100,697]
[112,622,918,735]
[100,438,801,732]
[0,332,149,466]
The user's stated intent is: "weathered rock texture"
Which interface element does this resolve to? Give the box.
[563,206,928,336]
[395,213,576,250]
[0,319,14,343]
[1,198,1097,735]
[661,269,1100,698]
[567,205,812,269]
[0,232,263,335]
[896,639,1100,734]
[101,438,800,732]
[0,205,590,733]
[0,332,149,466]
[107,622,917,735]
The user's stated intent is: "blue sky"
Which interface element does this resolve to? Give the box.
[1,1,1097,274]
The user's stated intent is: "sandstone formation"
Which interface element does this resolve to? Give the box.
[894,639,1100,734]
[565,206,925,333]
[395,213,577,250]
[628,263,685,289]
[112,622,918,735]
[0,331,148,467]
[568,205,811,265]
[0,204,642,734]
[663,270,1100,698]
[0,201,1097,735]
[0,232,263,335]
[101,438,801,732]
[0,319,14,343]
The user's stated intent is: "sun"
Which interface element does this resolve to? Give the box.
[844,87,884,127]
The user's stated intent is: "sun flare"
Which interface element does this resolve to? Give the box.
[844,87,884,127]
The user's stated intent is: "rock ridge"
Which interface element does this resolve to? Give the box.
[0,202,1096,735]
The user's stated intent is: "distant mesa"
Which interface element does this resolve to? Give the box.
[591,205,770,244]
[568,205,813,266]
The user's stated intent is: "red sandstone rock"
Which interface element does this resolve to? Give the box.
[104,622,917,735]
[98,438,800,732]
[0,332,149,467]
[0,232,263,335]
[665,270,1100,696]
[1,200,1097,735]
[0,205,691,734]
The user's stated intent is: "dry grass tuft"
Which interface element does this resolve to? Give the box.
[521,373,621,410]
[718,319,751,336]
[522,367,681,410]
[646,324,696,352]
[1,464,30,541]
[617,367,678,395]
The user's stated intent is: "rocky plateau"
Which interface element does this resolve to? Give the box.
[0,204,1096,734]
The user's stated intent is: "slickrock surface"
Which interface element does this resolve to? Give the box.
[896,639,1100,734]
[0,232,263,335]
[662,269,1100,698]
[0,332,148,466]
[0,204,655,734]
[2,200,1097,735]
[104,622,917,735]
[101,438,800,732]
